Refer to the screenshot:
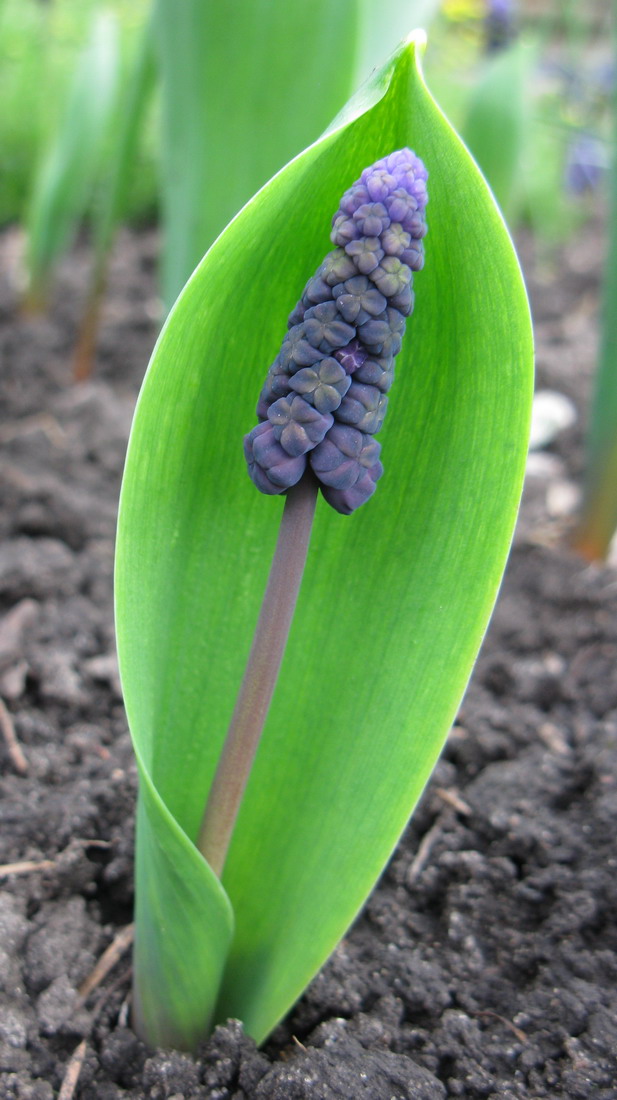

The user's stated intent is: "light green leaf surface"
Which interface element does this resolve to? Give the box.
[153,0,359,308]
[25,10,119,302]
[116,33,533,1048]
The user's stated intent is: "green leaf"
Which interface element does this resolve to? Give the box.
[73,15,156,382]
[115,32,533,1049]
[25,10,119,304]
[153,0,360,308]
[573,47,617,560]
[90,15,156,285]
[461,40,533,220]
[132,753,234,1050]
[354,0,441,84]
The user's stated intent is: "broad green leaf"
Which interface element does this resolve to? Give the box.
[116,32,533,1049]
[132,751,233,1050]
[25,10,119,304]
[153,0,359,308]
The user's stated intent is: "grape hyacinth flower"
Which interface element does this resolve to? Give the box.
[200,150,428,879]
[244,148,428,514]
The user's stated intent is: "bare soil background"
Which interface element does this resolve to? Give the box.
[0,221,616,1099]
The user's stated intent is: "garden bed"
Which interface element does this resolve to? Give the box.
[0,222,616,1099]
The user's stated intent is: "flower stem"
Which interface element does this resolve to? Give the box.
[197,471,318,877]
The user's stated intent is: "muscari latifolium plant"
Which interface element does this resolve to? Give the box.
[115,33,534,1051]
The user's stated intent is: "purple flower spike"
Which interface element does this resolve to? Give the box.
[245,148,428,512]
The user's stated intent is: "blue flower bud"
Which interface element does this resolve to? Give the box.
[280,325,323,369]
[334,276,388,326]
[363,169,397,203]
[336,382,388,435]
[267,395,334,457]
[310,424,381,491]
[370,255,412,300]
[289,358,351,414]
[331,213,360,246]
[304,274,335,306]
[256,359,292,418]
[344,236,384,275]
[245,148,428,512]
[318,249,358,288]
[353,202,390,238]
[303,303,356,354]
[338,183,370,215]
[244,422,306,492]
[333,338,368,376]
[321,467,382,514]
[353,355,394,392]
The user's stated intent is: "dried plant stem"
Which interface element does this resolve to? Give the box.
[0,858,55,878]
[77,923,134,1006]
[0,696,28,774]
[73,283,104,383]
[198,472,318,876]
[57,1040,88,1100]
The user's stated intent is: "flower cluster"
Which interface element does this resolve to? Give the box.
[244,149,428,514]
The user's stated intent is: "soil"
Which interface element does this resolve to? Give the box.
[0,219,616,1100]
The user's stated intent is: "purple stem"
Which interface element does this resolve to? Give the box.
[197,471,318,876]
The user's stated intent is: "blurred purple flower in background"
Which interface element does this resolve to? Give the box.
[485,0,517,53]
[565,133,608,195]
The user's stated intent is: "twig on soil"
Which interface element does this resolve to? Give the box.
[474,1009,527,1044]
[0,839,113,881]
[88,963,133,1028]
[407,817,446,885]
[57,1040,88,1100]
[77,923,134,1007]
[0,858,55,878]
[0,695,28,774]
[407,791,472,885]
[0,412,66,448]
[73,838,113,849]
[118,985,132,1029]
[434,787,472,816]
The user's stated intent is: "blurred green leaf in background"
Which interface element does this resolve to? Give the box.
[152,0,360,308]
[462,37,534,219]
[25,9,119,305]
[572,3,617,561]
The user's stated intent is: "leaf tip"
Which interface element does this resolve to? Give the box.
[403,28,428,54]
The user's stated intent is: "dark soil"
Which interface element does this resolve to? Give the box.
[0,221,616,1100]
